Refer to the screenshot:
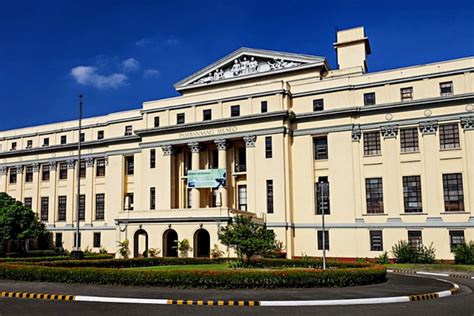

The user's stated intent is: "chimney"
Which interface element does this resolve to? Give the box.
[334,26,371,73]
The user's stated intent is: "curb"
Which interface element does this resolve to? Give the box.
[387,269,474,280]
[1,291,74,301]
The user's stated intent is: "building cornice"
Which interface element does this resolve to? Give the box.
[115,216,232,224]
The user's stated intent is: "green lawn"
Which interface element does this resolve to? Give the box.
[126,264,230,271]
[386,263,474,273]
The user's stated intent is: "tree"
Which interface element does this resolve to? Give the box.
[0,193,50,254]
[218,215,277,264]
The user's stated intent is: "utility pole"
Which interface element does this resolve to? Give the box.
[319,181,329,270]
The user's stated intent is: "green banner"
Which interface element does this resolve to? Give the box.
[187,169,226,188]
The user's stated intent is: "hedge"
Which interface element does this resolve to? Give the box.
[0,263,386,289]
[0,254,114,263]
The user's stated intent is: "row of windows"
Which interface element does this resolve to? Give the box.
[55,232,102,249]
[312,81,454,112]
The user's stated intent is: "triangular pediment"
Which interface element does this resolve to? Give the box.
[175,47,328,92]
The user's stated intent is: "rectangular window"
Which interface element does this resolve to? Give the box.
[40,197,49,221]
[231,105,240,117]
[43,138,49,147]
[235,147,246,172]
[25,166,33,182]
[97,130,104,140]
[238,185,247,211]
[401,87,413,101]
[73,233,81,248]
[96,159,106,177]
[403,176,423,213]
[9,168,17,184]
[10,142,17,150]
[26,140,33,148]
[124,125,132,136]
[266,180,274,214]
[150,187,156,210]
[93,232,101,248]
[154,116,160,127]
[150,149,156,169]
[95,193,105,220]
[126,156,134,175]
[400,128,419,152]
[364,92,376,106]
[370,231,383,251]
[313,99,324,111]
[211,149,218,169]
[439,123,460,149]
[125,193,134,210]
[59,163,67,180]
[265,136,272,158]
[55,233,62,248]
[42,164,50,181]
[408,231,422,248]
[203,109,212,121]
[79,195,85,221]
[58,196,67,221]
[365,178,384,214]
[315,178,330,215]
[177,113,185,124]
[261,101,268,113]
[363,131,381,156]
[314,136,328,160]
[440,81,453,96]
[317,230,329,250]
[24,197,32,210]
[211,189,218,207]
[80,133,85,142]
[443,173,464,212]
[79,160,86,178]
[60,135,67,144]
[449,231,465,252]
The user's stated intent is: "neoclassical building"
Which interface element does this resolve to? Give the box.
[0,27,473,259]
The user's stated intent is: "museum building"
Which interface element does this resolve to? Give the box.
[0,27,473,259]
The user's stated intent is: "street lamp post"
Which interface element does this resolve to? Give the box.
[318,181,329,270]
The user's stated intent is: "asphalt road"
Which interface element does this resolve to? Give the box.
[0,273,472,316]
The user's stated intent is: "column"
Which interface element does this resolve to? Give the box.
[50,161,58,223]
[32,163,41,216]
[420,121,442,214]
[160,145,174,209]
[0,166,7,193]
[188,142,200,209]
[381,125,400,216]
[16,165,24,202]
[86,157,94,223]
[243,135,257,213]
[67,159,76,225]
[214,139,228,208]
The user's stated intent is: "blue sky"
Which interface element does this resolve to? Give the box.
[0,0,473,131]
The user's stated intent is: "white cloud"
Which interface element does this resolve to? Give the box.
[143,69,161,79]
[121,58,140,72]
[70,66,127,89]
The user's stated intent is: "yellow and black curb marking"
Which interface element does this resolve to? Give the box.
[1,291,74,301]
[389,269,474,280]
[167,299,259,306]
[409,293,439,301]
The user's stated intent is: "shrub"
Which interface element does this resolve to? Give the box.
[117,240,130,259]
[210,244,224,259]
[376,252,390,264]
[392,241,436,264]
[0,254,113,263]
[173,239,192,258]
[454,242,474,265]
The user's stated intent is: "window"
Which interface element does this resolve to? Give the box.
[266,180,274,214]
[91,159,103,177]
[125,193,134,210]
[439,124,460,149]
[261,101,268,113]
[24,197,32,210]
[80,133,85,142]
[370,231,383,251]
[150,149,156,169]
[443,173,464,212]
[203,109,212,121]
[40,197,49,221]
[265,136,272,158]
[150,187,156,210]
[400,128,419,152]
[55,233,63,248]
[79,195,85,221]
[211,189,218,207]
[73,233,81,248]
[211,149,219,169]
[235,147,246,172]
[400,87,413,101]
[9,168,17,184]
[43,138,49,147]
[125,156,134,175]
[42,164,50,181]
[403,176,423,213]
[93,232,101,248]
[95,193,105,220]
[26,140,33,149]
[231,105,240,117]
[25,166,33,182]
[60,135,67,144]
[440,81,453,96]
[177,113,185,124]
[363,131,381,156]
[313,99,324,111]
[124,125,132,136]
[317,230,329,250]
[449,231,465,252]
[10,142,17,151]
[314,136,328,160]
[79,160,86,178]
[187,189,192,209]
[154,116,160,127]
[58,196,67,221]
[97,130,104,140]
[315,178,330,215]
[365,178,384,214]
[59,162,68,180]
[408,231,422,248]
[364,92,376,106]
[238,185,247,211]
